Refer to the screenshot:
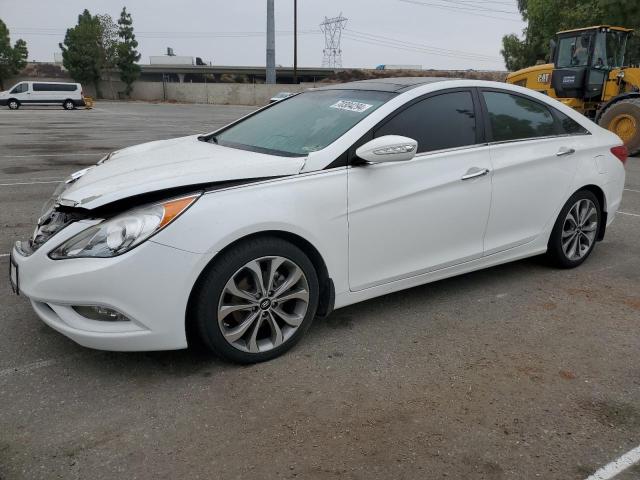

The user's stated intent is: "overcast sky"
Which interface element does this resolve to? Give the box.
[1,0,525,70]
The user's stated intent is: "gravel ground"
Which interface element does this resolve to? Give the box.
[1,102,639,480]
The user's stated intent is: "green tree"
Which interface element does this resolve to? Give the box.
[96,13,119,98]
[59,10,104,97]
[116,7,141,97]
[501,0,640,70]
[0,20,28,90]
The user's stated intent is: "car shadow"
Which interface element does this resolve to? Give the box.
[61,254,550,380]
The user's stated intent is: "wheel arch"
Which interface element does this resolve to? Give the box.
[185,230,334,347]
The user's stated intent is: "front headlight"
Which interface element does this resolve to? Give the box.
[48,194,200,259]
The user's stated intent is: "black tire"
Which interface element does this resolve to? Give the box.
[547,190,602,268]
[191,237,319,364]
[7,99,20,110]
[63,99,75,110]
[598,98,640,156]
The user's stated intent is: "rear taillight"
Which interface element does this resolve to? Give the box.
[611,145,629,165]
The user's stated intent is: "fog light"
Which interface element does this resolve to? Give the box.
[73,305,130,322]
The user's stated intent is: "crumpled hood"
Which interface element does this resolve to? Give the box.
[60,135,306,209]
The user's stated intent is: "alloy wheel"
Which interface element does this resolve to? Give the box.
[561,198,598,261]
[217,256,310,353]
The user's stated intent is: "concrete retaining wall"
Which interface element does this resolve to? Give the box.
[3,76,317,106]
[90,80,315,105]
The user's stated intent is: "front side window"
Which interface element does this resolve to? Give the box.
[483,91,557,142]
[10,83,27,94]
[557,34,592,68]
[375,91,477,153]
[213,89,395,156]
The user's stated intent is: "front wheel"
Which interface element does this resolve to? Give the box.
[191,237,319,363]
[547,190,601,268]
[8,99,19,110]
[63,100,75,110]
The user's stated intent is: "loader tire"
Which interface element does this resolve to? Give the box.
[599,98,640,156]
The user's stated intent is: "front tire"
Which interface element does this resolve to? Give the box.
[8,99,20,110]
[63,99,75,110]
[547,190,601,268]
[191,237,319,364]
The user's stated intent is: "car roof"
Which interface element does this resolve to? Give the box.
[315,77,456,93]
[27,81,80,84]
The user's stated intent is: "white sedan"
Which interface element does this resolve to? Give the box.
[10,78,627,363]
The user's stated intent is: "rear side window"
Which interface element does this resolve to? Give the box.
[33,83,78,92]
[10,83,28,94]
[555,110,590,135]
[483,91,557,142]
[375,91,478,153]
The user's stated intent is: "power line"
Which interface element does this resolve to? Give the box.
[9,27,321,39]
[399,0,523,22]
[346,29,500,61]
[342,33,504,66]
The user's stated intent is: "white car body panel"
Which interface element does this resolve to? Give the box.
[11,79,627,351]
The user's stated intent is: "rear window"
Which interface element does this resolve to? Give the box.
[483,91,557,142]
[33,83,78,92]
[555,110,590,135]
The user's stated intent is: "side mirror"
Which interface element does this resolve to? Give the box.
[355,135,418,164]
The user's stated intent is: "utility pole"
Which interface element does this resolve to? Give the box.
[266,0,276,84]
[293,0,298,84]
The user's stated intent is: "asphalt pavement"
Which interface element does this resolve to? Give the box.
[1,102,640,480]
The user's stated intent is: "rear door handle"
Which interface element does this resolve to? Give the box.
[556,147,576,157]
[461,167,490,181]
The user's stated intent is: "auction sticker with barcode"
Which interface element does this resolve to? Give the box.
[330,100,373,113]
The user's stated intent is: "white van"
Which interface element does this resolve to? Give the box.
[0,81,85,110]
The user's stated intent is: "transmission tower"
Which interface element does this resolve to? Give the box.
[320,13,347,68]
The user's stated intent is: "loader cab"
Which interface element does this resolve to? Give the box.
[551,26,631,101]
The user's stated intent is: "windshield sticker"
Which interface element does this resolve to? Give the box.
[330,100,373,113]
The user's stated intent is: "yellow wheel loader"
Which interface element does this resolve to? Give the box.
[506,26,640,154]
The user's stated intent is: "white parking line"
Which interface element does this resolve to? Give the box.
[624,188,640,193]
[619,211,640,218]
[0,180,62,186]
[585,445,640,480]
[0,253,9,257]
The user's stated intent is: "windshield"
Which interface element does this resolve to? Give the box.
[212,89,395,156]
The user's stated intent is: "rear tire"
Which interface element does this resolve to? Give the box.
[598,98,640,156]
[63,99,75,110]
[191,237,319,364]
[547,190,601,269]
[7,99,19,110]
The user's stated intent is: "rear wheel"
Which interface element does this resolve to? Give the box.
[599,98,640,155]
[63,99,75,110]
[547,190,601,268]
[8,99,19,110]
[191,237,319,363]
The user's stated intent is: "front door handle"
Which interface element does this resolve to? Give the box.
[556,147,576,157]
[462,167,490,181]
